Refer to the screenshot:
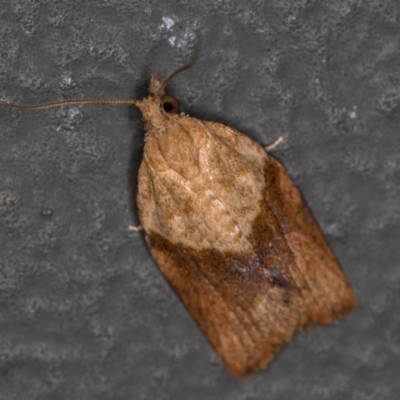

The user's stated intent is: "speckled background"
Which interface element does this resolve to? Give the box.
[0,1,399,399]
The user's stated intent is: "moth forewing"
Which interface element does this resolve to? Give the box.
[135,75,356,378]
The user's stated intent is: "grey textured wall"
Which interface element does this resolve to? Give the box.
[1,1,399,399]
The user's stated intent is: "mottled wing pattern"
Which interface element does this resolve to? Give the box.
[137,117,356,378]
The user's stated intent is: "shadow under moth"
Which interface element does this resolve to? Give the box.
[1,58,357,378]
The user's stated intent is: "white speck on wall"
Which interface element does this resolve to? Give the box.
[160,16,176,30]
[159,16,198,48]
[62,77,72,86]
[61,76,75,90]
[348,105,357,119]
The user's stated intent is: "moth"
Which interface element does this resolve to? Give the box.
[1,59,357,378]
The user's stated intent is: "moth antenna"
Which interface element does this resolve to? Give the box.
[156,48,199,96]
[0,98,138,110]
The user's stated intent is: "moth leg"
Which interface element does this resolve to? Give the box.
[265,136,284,152]
[128,225,143,232]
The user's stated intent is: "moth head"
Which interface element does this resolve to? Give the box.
[145,51,198,118]
[148,74,180,116]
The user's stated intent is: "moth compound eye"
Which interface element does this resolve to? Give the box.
[161,95,180,116]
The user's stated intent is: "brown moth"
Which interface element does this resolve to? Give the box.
[1,60,357,378]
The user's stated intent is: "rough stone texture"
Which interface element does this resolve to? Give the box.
[0,1,399,399]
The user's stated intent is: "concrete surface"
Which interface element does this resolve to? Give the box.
[1,1,399,399]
